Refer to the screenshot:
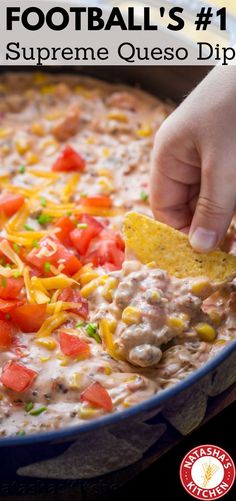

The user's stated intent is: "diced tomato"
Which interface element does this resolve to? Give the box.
[11,304,47,333]
[86,229,125,269]
[59,331,90,358]
[0,298,24,314]
[80,382,113,412]
[70,214,103,255]
[0,193,25,217]
[79,196,112,208]
[99,229,125,251]
[1,360,37,392]
[26,236,82,276]
[115,233,125,251]
[54,216,76,245]
[86,240,124,270]
[0,320,14,349]
[104,263,120,272]
[59,288,89,319]
[0,277,24,300]
[52,145,86,172]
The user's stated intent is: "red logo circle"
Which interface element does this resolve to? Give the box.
[180,444,235,499]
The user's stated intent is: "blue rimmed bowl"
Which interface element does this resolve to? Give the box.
[0,66,235,498]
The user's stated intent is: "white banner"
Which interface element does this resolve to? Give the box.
[0,1,235,66]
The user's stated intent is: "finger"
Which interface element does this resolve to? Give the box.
[150,167,192,229]
[150,152,200,230]
[189,164,236,252]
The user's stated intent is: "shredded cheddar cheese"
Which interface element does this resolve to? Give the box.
[36,312,69,338]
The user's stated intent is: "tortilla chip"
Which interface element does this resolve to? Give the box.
[123,212,236,281]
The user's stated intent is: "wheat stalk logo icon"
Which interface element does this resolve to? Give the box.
[202,460,219,488]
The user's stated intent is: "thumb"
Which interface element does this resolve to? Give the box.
[189,166,235,252]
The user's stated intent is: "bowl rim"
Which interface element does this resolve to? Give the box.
[1,337,236,447]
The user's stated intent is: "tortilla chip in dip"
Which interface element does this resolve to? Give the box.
[123,212,236,281]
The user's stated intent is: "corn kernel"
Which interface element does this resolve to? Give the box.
[98,168,113,178]
[45,110,63,121]
[108,111,128,123]
[126,376,137,382]
[57,355,69,366]
[86,136,95,145]
[122,306,141,325]
[69,372,81,389]
[0,145,10,156]
[195,323,216,342]
[215,339,226,345]
[180,313,190,323]
[149,290,161,302]
[167,316,185,333]
[137,124,153,137]
[33,72,47,85]
[75,85,92,98]
[40,85,56,95]
[208,310,222,326]
[31,123,45,137]
[39,356,51,363]
[102,148,110,158]
[26,152,39,166]
[123,401,131,408]
[15,138,30,155]
[104,366,111,375]
[0,128,12,139]
[98,177,115,195]
[191,279,211,297]
[24,90,35,100]
[102,277,118,302]
[79,406,100,419]
[36,338,57,351]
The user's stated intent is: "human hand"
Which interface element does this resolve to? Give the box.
[150,67,236,252]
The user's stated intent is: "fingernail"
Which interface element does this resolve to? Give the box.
[190,227,217,252]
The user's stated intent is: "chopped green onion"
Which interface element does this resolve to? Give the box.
[86,323,102,344]
[24,224,34,231]
[29,406,47,416]
[17,429,26,436]
[25,402,34,413]
[0,257,6,267]
[40,197,47,207]
[80,193,88,198]
[37,214,53,226]
[77,223,88,229]
[18,165,26,174]
[1,277,6,288]
[140,190,148,202]
[13,270,21,278]
[76,321,85,328]
[44,262,51,273]
[32,240,39,248]
[13,243,20,254]
[66,211,72,216]
[5,313,11,320]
